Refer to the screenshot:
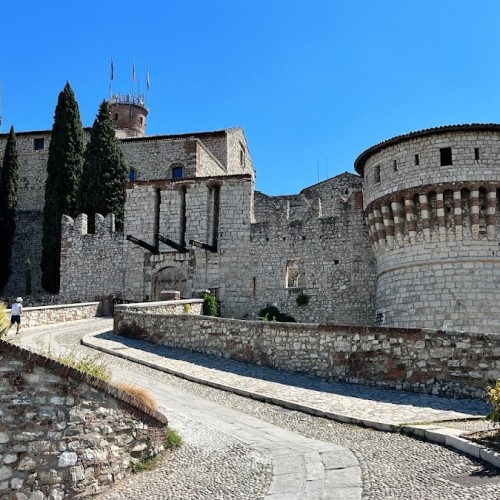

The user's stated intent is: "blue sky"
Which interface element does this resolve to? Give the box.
[1,1,500,195]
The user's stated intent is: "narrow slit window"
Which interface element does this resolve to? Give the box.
[128,167,136,182]
[440,147,452,166]
[393,160,398,172]
[474,148,480,161]
[414,154,420,166]
[374,165,381,183]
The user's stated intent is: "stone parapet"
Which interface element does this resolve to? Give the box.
[114,312,498,400]
[6,302,101,328]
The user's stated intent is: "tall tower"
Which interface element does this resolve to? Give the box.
[109,94,148,139]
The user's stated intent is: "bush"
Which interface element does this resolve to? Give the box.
[0,303,9,336]
[203,293,217,316]
[183,303,192,314]
[296,293,310,307]
[165,428,182,449]
[259,305,295,323]
[486,380,500,424]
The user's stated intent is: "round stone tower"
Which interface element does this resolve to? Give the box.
[109,94,148,139]
[355,124,500,333]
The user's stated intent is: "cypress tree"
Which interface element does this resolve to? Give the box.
[78,100,127,231]
[41,82,84,293]
[0,126,20,293]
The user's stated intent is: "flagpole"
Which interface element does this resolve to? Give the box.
[109,58,114,100]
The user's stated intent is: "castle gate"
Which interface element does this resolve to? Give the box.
[152,266,188,300]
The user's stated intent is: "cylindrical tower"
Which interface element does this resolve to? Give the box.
[109,94,148,139]
[355,124,500,333]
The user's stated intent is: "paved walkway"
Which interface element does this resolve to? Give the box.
[7,318,500,498]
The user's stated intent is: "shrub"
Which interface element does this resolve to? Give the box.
[0,303,9,336]
[165,428,182,449]
[183,303,192,314]
[203,293,217,316]
[296,293,310,307]
[486,380,500,424]
[113,382,157,410]
[259,305,295,323]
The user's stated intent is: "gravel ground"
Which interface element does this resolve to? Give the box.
[18,324,500,499]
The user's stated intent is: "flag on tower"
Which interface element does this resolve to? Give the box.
[146,68,150,90]
[110,59,114,81]
[132,63,136,81]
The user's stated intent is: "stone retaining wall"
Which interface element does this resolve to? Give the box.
[114,311,500,399]
[117,299,203,316]
[0,340,168,498]
[6,302,101,329]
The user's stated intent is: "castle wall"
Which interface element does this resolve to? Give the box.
[247,174,376,324]
[60,214,124,301]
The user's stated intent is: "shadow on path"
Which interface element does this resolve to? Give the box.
[93,332,488,417]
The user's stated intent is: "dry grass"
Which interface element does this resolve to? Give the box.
[113,382,158,410]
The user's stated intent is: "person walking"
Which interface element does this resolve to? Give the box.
[10,297,23,334]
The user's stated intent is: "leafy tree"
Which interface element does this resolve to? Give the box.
[0,126,20,293]
[78,100,127,231]
[41,82,84,293]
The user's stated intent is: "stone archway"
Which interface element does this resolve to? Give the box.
[152,266,188,300]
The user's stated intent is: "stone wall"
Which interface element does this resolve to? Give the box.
[0,340,168,498]
[247,173,376,324]
[116,299,203,315]
[114,310,500,399]
[60,214,124,302]
[5,302,101,329]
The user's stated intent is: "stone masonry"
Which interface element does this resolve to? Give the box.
[114,306,500,400]
[0,339,168,499]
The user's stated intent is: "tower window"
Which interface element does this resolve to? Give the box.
[374,165,381,183]
[172,166,184,180]
[128,167,136,182]
[393,160,398,172]
[474,148,480,161]
[414,154,420,166]
[140,117,144,124]
[114,114,118,120]
[440,147,452,166]
[33,138,44,151]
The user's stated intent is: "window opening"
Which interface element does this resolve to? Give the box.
[374,165,381,183]
[286,260,305,288]
[128,167,136,182]
[114,113,118,121]
[33,138,44,151]
[393,160,398,172]
[414,154,420,166]
[172,166,184,180]
[440,147,452,166]
[474,148,480,161]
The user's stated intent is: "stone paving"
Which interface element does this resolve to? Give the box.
[7,318,500,499]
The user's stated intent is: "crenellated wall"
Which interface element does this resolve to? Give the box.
[59,213,124,301]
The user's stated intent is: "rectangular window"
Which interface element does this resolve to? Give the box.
[414,154,420,166]
[474,148,480,161]
[440,147,452,166]
[172,166,183,180]
[374,165,381,183]
[393,160,398,172]
[33,138,44,151]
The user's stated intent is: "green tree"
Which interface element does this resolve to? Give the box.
[0,126,20,293]
[41,82,84,293]
[78,100,127,231]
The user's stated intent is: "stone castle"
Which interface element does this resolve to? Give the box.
[1,95,500,333]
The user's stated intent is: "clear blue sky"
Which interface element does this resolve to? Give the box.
[1,1,500,195]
